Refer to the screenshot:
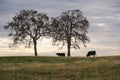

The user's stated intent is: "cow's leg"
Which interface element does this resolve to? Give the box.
[94,54,95,57]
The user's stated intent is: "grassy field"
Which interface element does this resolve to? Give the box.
[0,56,120,80]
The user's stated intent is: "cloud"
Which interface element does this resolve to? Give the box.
[97,23,105,27]
[0,0,120,56]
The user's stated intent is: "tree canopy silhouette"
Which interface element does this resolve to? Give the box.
[51,9,90,57]
[4,9,49,56]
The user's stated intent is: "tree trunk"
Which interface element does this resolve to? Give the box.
[67,37,71,57]
[33,39,37,56]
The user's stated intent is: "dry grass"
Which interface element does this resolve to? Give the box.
[0,56,120,80]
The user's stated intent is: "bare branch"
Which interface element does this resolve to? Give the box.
[51,9,90,57]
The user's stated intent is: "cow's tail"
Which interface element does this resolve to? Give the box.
[95,53,97,57]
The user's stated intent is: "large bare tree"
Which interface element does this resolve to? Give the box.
[51,9,90,57]
[4,9,49,56]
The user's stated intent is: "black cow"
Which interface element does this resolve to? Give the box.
[56,53,65,57]
[86,51,96,57]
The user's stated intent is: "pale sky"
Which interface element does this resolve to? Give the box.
[0,0,120,56]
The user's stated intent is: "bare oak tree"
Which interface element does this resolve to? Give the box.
[4,9,49,56]
[51,9,90,57]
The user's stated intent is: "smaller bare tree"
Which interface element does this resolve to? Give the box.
[51,9,90,57]
[4,9,49,56]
